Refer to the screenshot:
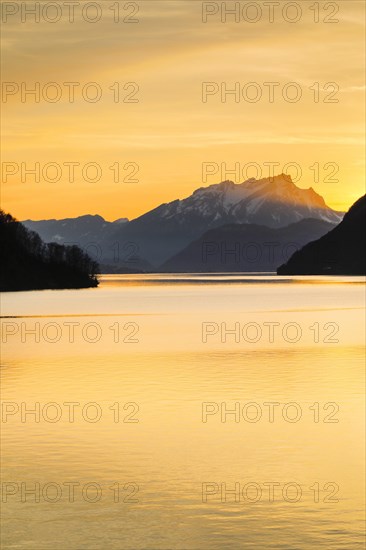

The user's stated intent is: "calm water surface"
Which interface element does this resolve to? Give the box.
[1,274,365,549]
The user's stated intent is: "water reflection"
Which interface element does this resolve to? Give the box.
[1,275,365,549]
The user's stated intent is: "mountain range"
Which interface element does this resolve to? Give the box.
[23,174,344,271]
[24,214,128,248]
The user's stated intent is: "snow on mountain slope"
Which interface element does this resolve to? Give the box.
[23,175,344,268]
[157,174,342,227]
[102,174,343,266]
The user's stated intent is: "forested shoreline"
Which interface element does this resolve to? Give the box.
[0,211,99,291]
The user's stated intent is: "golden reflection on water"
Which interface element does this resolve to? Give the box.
[0,276,365,549]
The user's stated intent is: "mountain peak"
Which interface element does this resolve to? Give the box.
[218,180,236,190]
[77,214,106,222]
[269,172,293,182]
[192,174,328,206]
[260,173,296,190]
[167,174,343,229]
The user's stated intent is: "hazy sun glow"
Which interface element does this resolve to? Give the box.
[1,0,365,221]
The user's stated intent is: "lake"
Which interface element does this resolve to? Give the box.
[1,274,365,549]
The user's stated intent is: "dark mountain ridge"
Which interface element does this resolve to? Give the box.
[277,195,366,275]
[23,214,128,247]
[161,218,337,273]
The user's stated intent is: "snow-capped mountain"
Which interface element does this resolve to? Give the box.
[100,174,343,266]
[159,174,342,227]
[23,175,343,269]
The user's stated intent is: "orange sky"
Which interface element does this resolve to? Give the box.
[1,0,365,221]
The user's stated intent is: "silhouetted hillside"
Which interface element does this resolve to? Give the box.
[0,211,99,291]
[277,195,366,275]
